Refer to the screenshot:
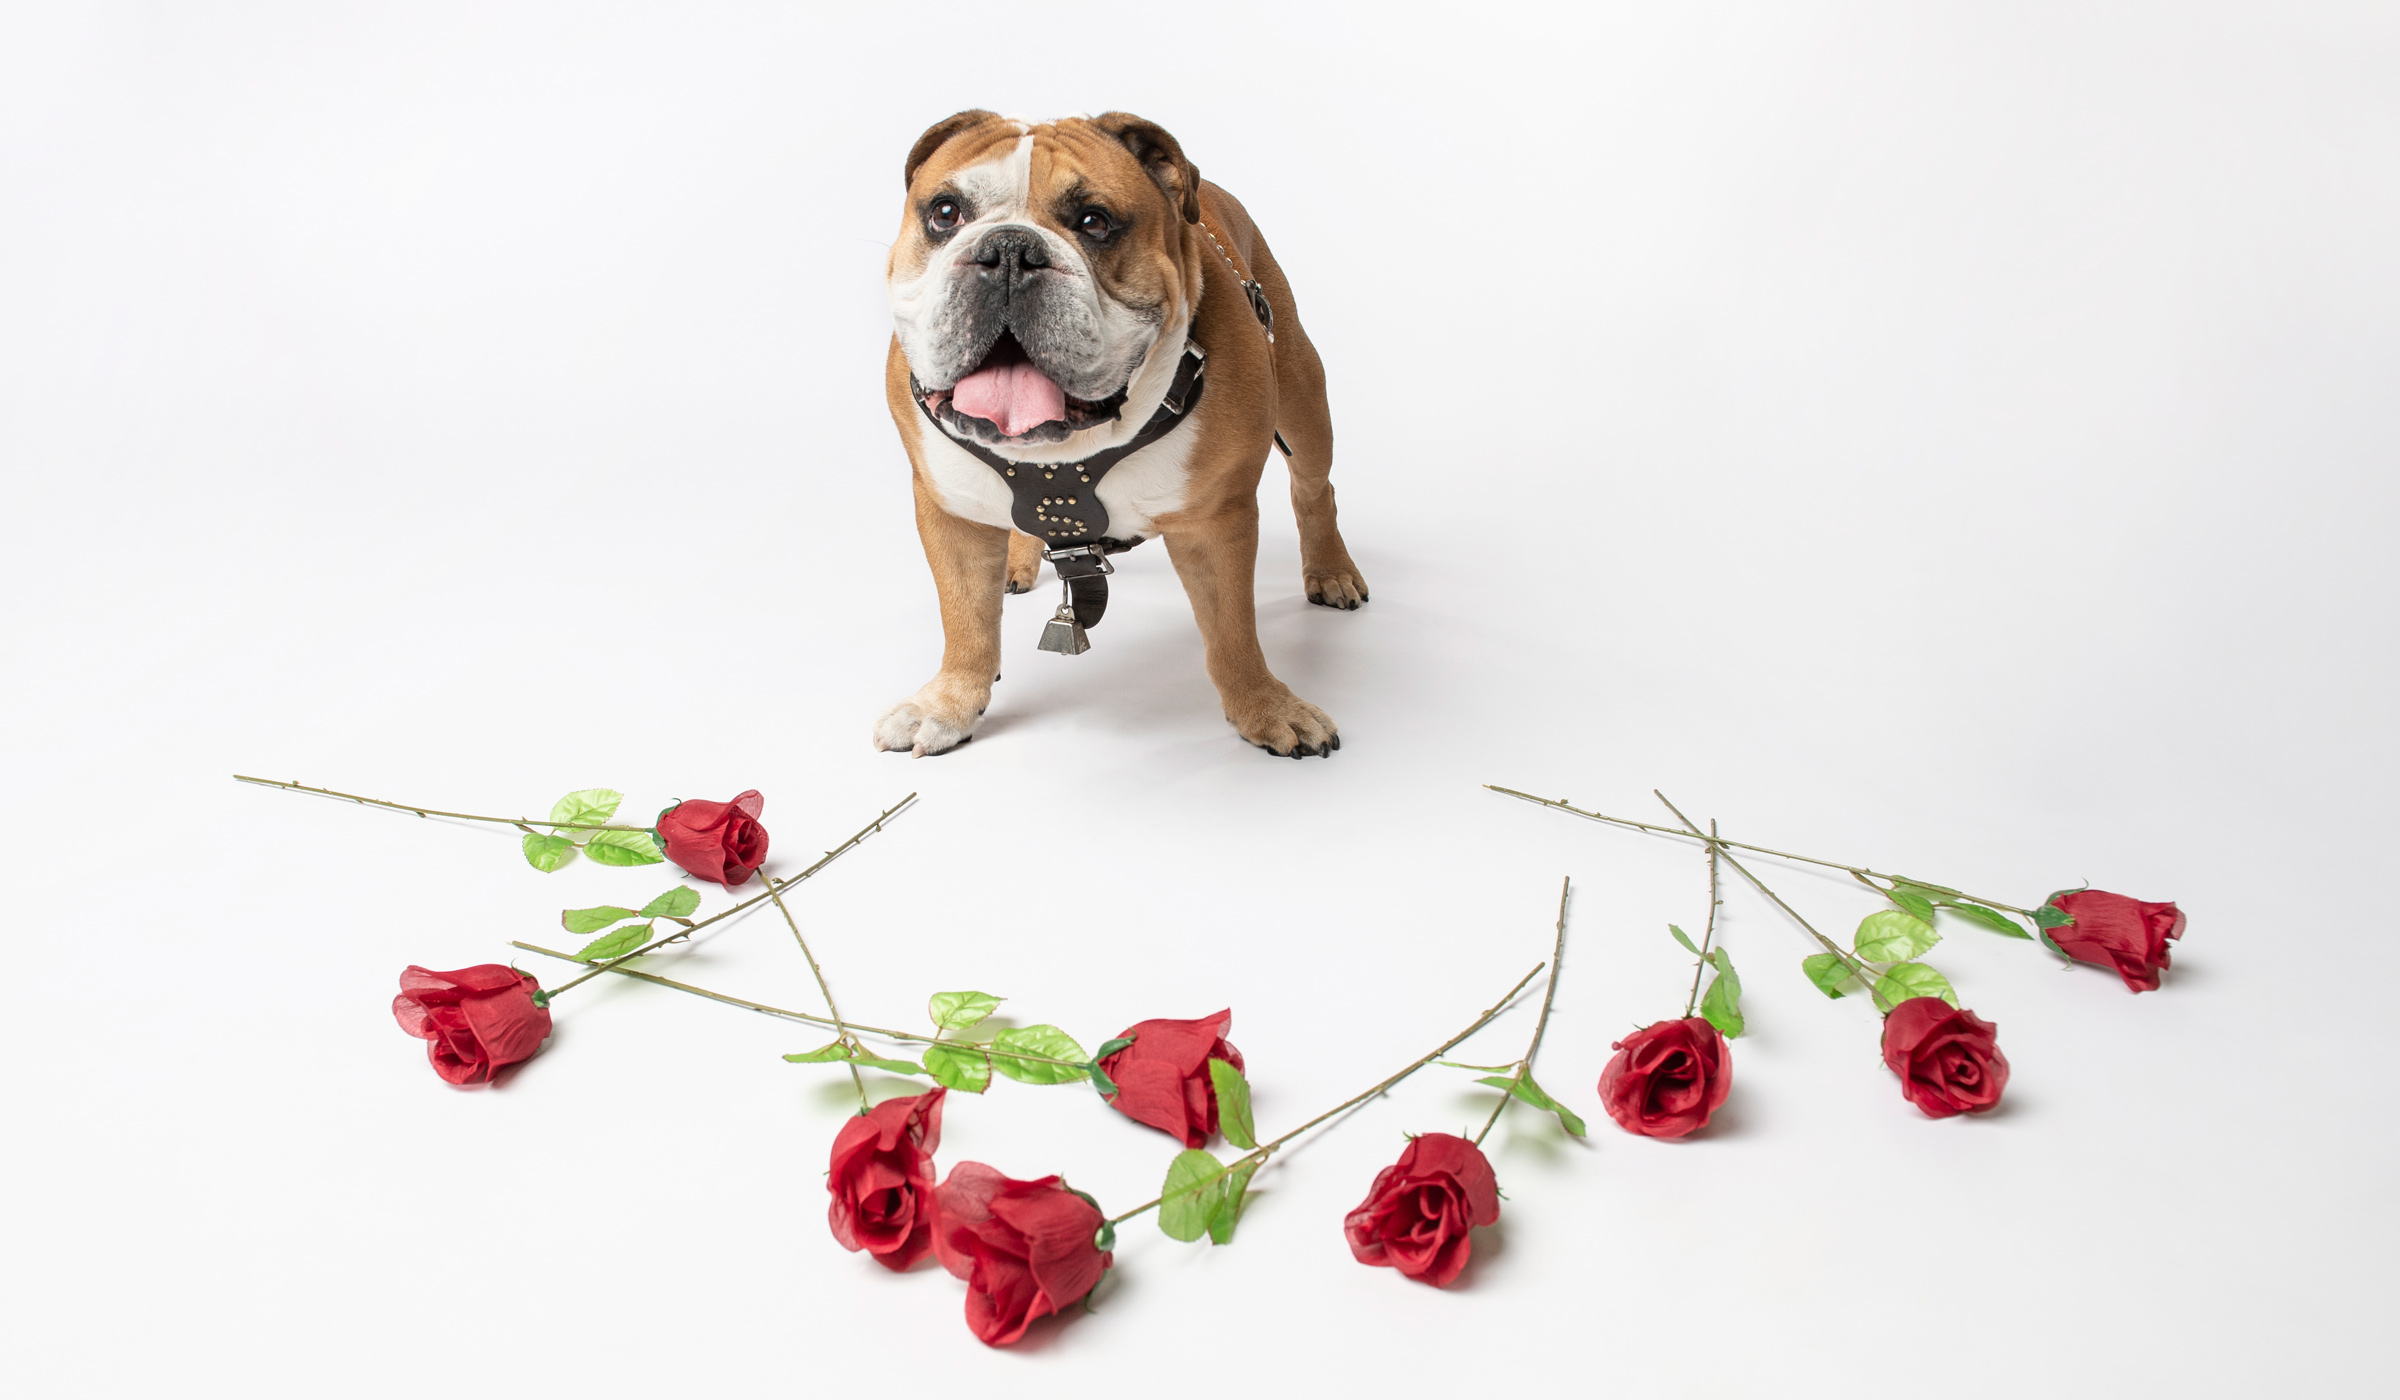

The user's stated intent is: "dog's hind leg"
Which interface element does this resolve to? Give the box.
[1004,529,1044,594]
[1251,240,1368,610]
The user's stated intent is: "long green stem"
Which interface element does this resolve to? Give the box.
[1475,878,1572,1147]
[1483,784,2035,915]
[234,775,656,833]
[1108,962,1545,1227]
[538,794,917,1000]
[509,942,1094,1073]
[1653,791,1891,1014]
[1683,819,1721,1018]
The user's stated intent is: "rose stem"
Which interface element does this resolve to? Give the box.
[1107,961,1546,1227]
[1680,819,1722,1018]
[538,794,918,1001]
[1483,784,2036,916]
[1474,878,1573,1147]
[759,860,867,1110]
[508,942,1093,1073]
[1652,791,1892,1014]
[233,775,658,834]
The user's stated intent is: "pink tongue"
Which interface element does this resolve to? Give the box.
[951,361,1067,438]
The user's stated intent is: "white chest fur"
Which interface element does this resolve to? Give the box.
[915,396,1204,542]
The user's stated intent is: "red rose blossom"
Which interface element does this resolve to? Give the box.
[1095,1010,1243,1148]
[655,790,769,886]
[827,1087,946,1271]
[392,964,552,1086]
[1598,1016,1732,1139]
[930,1162,1112,1346]
[1343,1132,1500,1288]
[1880,996,2010,1118]
[2046,889,2186,993]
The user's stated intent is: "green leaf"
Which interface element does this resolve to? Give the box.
[1438,1060,1521,1073]
[928,991,1004,1033]
[1668,923,1702,955]
[1088,1063,1120,1099]
[1854,909,1941,962]
[1159,1149,1234,1243]
[1875,961,1959,1009]
[783,1041,854,1063]
[561,904,640,934]
[1480,1072,1587,1137]
[1209,1059,1257,1150]
[584,828,664,866]
[1093,1035,1136,1060]
[550,788,624,829]
[989,1024,1092,1085]
[2031,903,2075,930]
[1207,1160,1258,1245]
[1894,879,1960,901]
[572,922,654,961]
[521,831,576,873]
[1885,886,1938,923]
[1802,952,1857,999]
[1700,948,1745,1038]
[922,1042,992,1094]
[1944,900,2034,940]
[852,1054,929,1076]
[637,887,701,920]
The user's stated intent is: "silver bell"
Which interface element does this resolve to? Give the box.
[1038,605,1090,656]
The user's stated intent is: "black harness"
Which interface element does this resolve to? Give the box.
[916,341,1208,654]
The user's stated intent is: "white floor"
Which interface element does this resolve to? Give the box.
[7,5,2394,1395]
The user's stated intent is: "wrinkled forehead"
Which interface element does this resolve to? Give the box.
[912,116,1157,213]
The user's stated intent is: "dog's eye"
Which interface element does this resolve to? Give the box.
[927,198,964,235]
[1075,208,1114,240]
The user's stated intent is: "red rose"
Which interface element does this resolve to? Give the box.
[1881,996,2010,1117]
[1343,1132,1500,1288]
[392,964,551,1086]
[2046,890,2186,993]
[827,1088,946,1271]
[656,790,769,886]
[930,1162,1112,1346]
[1597,1016,1732,1139]
[1095,1010,1242,1147]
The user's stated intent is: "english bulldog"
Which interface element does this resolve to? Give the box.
[874,111,1367,759]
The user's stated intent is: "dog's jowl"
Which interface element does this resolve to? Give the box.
[875,112,1366,759]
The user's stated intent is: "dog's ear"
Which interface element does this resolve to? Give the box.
[904,110,1001,190]
[1093,112,1201,224]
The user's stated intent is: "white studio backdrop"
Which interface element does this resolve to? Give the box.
[4,3,2394,1395]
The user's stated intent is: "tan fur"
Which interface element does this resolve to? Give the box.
[879,113,1364,757]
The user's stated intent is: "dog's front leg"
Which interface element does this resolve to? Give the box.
[1163,501,1341,758]
[873,475,1007,757]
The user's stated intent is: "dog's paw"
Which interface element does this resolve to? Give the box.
[1304,563,1370,610]
[1005,533,1044,595]
[1227,690,1341,758]
[872,696,979,758]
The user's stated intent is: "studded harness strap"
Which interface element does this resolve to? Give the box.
[917,195,1280,655]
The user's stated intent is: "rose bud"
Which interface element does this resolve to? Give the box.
[1095,1010,1243,1148]
[1597,1016,1732,1139]
[827,1087,946,1271]
[2045,890,2187,993]
[1880,996,2010,1118]
[1343,1132,1500,1288]
[930,1162,1112,1347]
[655,790,769,886]
[391,964,552,1087]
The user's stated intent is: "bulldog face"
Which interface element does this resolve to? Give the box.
[889,112,1202,449]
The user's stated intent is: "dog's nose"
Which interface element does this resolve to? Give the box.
[971,226,1050,290]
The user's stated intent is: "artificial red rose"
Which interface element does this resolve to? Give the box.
[1095,1010,1243,1147]
[392,964,551,1086]
[1343,1132,1500,1288]
[827,1087,946,1271]
[655,790,768,886]
[1598,1016,1732,1139]
[1881,996,2010,1118]
[930,1162,1112,1346]
[2046,889,2186,993]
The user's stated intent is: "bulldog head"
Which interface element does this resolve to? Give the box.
[889,112,1204,450]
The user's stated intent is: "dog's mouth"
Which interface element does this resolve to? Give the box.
[922,332,1128,446]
